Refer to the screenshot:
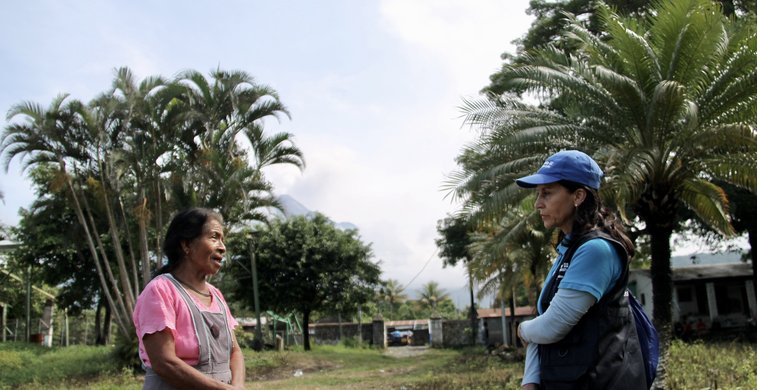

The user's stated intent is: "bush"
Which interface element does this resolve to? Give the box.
[113,332,142,371]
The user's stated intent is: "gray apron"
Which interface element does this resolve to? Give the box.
[143,274,233,389]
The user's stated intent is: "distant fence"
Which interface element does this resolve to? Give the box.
[2,315,116,346]
[303,318,472,348]
[2,313,478,349]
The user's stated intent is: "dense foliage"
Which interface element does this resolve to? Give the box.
[227,213,381,351]
[450,0,757,336]
[1,67,304,343]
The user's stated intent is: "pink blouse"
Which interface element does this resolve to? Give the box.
[132,275,239,367]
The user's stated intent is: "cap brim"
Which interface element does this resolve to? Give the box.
[515,173,561,188]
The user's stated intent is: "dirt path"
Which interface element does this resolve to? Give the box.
[382,345,430,358]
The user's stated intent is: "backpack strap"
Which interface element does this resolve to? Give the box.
[542,230,628,312]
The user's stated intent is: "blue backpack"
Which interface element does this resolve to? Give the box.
[628,291,659,387]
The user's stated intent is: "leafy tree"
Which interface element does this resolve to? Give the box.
[9,165,115,343]
[435,215,478,342]
[1,67,304,345]
[228,213,380,351]
[1,94,136,336]
[461,199,553,346]
[394,297,460,321]
[451,0,757,340]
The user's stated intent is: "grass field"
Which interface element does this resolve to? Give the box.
[0,340,754,389]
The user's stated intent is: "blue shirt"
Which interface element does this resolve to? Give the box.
[538,237,623,314]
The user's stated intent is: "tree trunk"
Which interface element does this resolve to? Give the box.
[63,168,129,336]
[508,290,517,347]
[118,197,140,296]
[102,303,112,345]
[154,179,164,269]
[81,192,130,334]
[649,225,674,331]
[95,298,104,345]
[468,272,477,345]
[137,191,151,289]
[303,310,311,351]
[649,224,674,390]
[97,165,136,314]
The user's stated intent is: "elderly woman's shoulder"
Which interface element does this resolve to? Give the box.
[138,274,177,298]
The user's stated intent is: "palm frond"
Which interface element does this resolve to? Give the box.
[678,178,734,235]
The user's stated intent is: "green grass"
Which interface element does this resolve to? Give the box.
[0,342,138,389]
[243,345,522,389]
[1,340,754,389]
[666,339,757,389]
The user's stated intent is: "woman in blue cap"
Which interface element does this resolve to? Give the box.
[516,150,646,389]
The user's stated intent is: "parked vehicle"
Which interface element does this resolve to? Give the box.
[389,330,413,346]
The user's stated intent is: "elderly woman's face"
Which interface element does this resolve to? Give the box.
[185,218,226,275]
[534,183,579,234]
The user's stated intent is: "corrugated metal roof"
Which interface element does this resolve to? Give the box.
[309,319,429,329]
[477,306,536,318]
[671,262,752,281]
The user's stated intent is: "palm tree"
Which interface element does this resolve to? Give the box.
[104,67,185,286]
[418,281,450,315]
[175,69,299,225]
[1,95,133,336]
[452,0,757,335]
[469,199,553,304]
[378,279,407,318]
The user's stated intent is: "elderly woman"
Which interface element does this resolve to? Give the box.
[516,150,646,389]
[133,208,245,389]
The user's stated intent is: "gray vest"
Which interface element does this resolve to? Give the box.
[142,274,233,389]
[539,231,647,390]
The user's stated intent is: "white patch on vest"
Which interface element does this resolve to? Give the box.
[556,261,569,279]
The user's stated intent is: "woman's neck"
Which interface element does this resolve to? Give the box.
[171,266,207,289]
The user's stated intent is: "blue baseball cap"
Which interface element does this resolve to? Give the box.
[515,150,603,190]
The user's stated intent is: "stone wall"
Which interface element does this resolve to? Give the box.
[410,328,429,345]
[442,319,473,347]
[310,323,374,345]
[302,318,474,348]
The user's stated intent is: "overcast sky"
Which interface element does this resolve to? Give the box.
[0,0,538,306]
[0,0,748,308]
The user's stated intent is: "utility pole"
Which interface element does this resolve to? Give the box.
[25,265,31,343]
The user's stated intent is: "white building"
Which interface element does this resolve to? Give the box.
[630,261,756,329]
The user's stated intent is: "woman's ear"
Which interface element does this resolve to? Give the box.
[180,240,190,255]
[574,188,587,207]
